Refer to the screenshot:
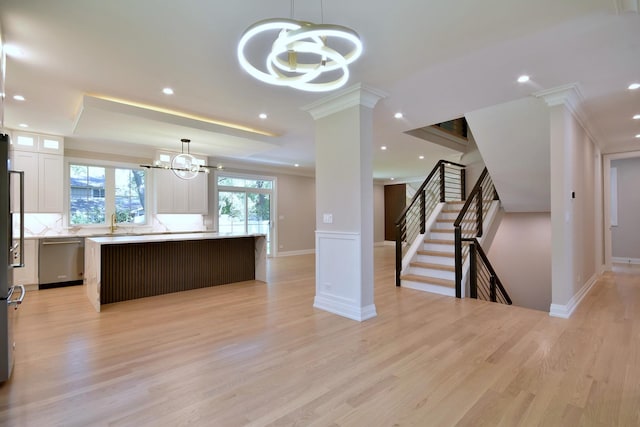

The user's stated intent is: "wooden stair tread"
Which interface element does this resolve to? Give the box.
[436,218,475,223]
[424,239,454,245]
[417,250,455,258]
[410,262,455,272]
[401,274,455,287]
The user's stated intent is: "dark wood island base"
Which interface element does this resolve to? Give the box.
[85,233,267,311]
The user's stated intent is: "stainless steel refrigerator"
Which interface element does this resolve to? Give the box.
[0,132,26,382]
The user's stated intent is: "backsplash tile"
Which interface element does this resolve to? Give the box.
[19,213,206,238]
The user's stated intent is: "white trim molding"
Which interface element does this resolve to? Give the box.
[612,257,640,265]
[313,230,377,321]
[302,83,387,120]
[549,272,599,318]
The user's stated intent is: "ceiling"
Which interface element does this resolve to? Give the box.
[1,0,639,180]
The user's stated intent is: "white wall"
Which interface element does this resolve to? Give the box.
[277,174,316,253]
[549,100,601,313]
[459,131,485,196]
[488,213,551,311]
[466,97,551,212]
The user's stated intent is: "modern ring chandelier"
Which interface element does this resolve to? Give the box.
[237,2,363,92]
[140,138,221,180]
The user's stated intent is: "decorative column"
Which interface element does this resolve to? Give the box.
[303,83,386,321]
[536,83,602,318]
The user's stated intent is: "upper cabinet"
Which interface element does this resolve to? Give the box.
[11,132,64,154]
[154,151,209,215]
[10,131,64,213]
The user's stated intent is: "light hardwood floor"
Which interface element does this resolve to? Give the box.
[1,248,639,426]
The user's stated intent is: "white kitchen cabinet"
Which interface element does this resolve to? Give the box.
[188,173,208,214]
[38,154,64,212]
[9,132,64,213]
[12,239,38,289]
[10,150,39,212]
[154,153,208,215]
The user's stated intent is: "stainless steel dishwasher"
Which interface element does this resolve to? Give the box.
[38,238,84,288]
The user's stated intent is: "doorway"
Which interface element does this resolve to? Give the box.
[217,173,275,255]
[603,150,640,269]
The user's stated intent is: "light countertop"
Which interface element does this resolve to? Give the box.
[86,232,266,245]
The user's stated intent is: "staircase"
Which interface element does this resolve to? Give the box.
[395,163,512,305]
[400,201,464,296]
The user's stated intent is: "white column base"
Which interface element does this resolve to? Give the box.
[314,231,377,322]
[314,296,377,322]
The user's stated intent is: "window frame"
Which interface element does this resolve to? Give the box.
[215,170,277,256]
[65,157,149,228]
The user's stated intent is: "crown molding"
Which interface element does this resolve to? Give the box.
[534,83,604,151]
[302,83,387,120]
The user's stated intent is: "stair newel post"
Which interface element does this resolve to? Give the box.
[395,223,402,286]
[490,275,497,302]
[419,190,426,234]
[439,162,446,202]
[454,226,462,298]
[460,167,466,201]
[469,241,477,299]
[476,188,483,238]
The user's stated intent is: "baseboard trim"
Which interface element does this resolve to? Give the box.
[549,272,599,318]
[313,295,377,322]
[612,257,640,265]
[277,249,315,257]
[383,240,395,247]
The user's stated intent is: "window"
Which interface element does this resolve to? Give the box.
[69,163,146,225]
[217,176,273,189]
[217,173,274,255]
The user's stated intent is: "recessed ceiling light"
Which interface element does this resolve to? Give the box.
[4,44,25,58]
[18,123,28,128]
[259,113,267,119]
[294,163,299,167]
[636,134,640,139]
[418,155,424,160]
[633,114,640,120]
[629,83,640,90]
[162,87,174,95]
[517,75,530,83]
[381,146,387,150]
[13,95,25,101]
[394,112,403,119]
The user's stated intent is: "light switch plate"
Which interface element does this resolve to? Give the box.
[323,213,333,224]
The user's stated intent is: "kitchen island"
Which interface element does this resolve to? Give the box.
[84,233,266,311]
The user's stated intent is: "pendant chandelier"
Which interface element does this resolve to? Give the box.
[140,138,221,180]
[237,1,363,92]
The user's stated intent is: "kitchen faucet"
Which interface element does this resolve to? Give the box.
[110,213,117,234]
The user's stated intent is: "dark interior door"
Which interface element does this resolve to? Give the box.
[384,184,406,241]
